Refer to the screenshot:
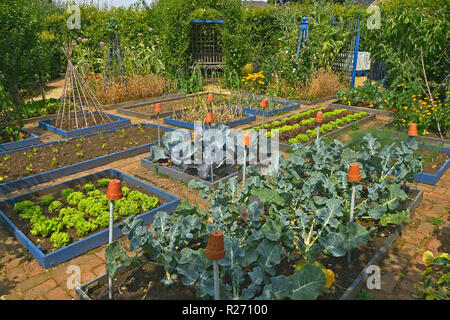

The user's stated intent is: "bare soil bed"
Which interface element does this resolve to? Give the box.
[0,125,166,183]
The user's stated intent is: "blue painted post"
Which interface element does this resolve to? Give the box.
[295,17,309,63]
[350,12,363,88]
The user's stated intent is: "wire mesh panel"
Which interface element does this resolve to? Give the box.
[189,20,224,71]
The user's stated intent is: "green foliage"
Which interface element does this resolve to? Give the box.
[82,183,96,193]
[61,188,74,199]
[0,84,24,143]
[14,200,35,214]
[48,200,63,213]
[40,195,54,207]
[66,192,85,206]
[30,215,62,237]
[414,252,449,300]
[96,178,111,187]
[50,231,70,249]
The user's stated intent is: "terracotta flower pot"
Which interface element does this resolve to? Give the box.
[348,163,361,182]
[205,231,225,261]
[207,94,214,103]
[260,97,268,109]
[408,123,418,137]
[315,111,323,124]
[107,179,123,200]
[154,103,162,114]
[205,112,214,124]
[242,131,251,146]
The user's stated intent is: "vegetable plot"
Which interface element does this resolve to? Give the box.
[251,107,368,144]
[6,177,160,252]
[150,124,267,182]
[104,133,423,300]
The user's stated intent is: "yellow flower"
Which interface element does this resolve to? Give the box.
[423,251,434,265]
[438,253,449,259]
[322,269,335,288]
[403,106,408,110]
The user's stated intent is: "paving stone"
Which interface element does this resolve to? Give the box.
[22,279,57,300]
[49,263,72,285]
[379,272,401,294]
[394,243,421,260]
[415,222,435,238]
[4,290,22,300]
[398,278,416,294]
[23,260,45,277]
[6,266,27,282]
[17,272,50,292]
[80,256,104,273]
[81,271,96,284]
[425,238,443,252]
[92,264,106,277]
[46,287,72,300]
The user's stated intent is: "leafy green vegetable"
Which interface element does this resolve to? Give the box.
[50,232,70,249]
[61,188,74,199]
[96,178,111,187]
[66,192,85,206]
[40,195,54,207]
[48,200,63,213]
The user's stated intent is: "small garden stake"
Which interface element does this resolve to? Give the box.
[106,179,123,300]
[242,131,251,188]
[205,112,214,182]
[207,93,214,113]
[347,163,361,263]
[155,103,162,146]
[260,97,268,128]
[205,231,225,300]
[315,111,323,141]
[404,123,418,190]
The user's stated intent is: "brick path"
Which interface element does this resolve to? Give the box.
[0,95,448,300]
[368,170,450,300]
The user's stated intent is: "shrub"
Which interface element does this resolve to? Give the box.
[294,69,347,101]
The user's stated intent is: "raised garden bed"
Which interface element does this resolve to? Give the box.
[0,168,181,269]
[38,112,131,138]
[164,113,256,131]
[0,129,40,152]
[248,106,375,151]
[141,157,240,189]
[0,123,181,194]
[75,186,424,300]
[329,101,394,116]
[229,93,301,117]
[341,127,450,185]
[118,93,230,120]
